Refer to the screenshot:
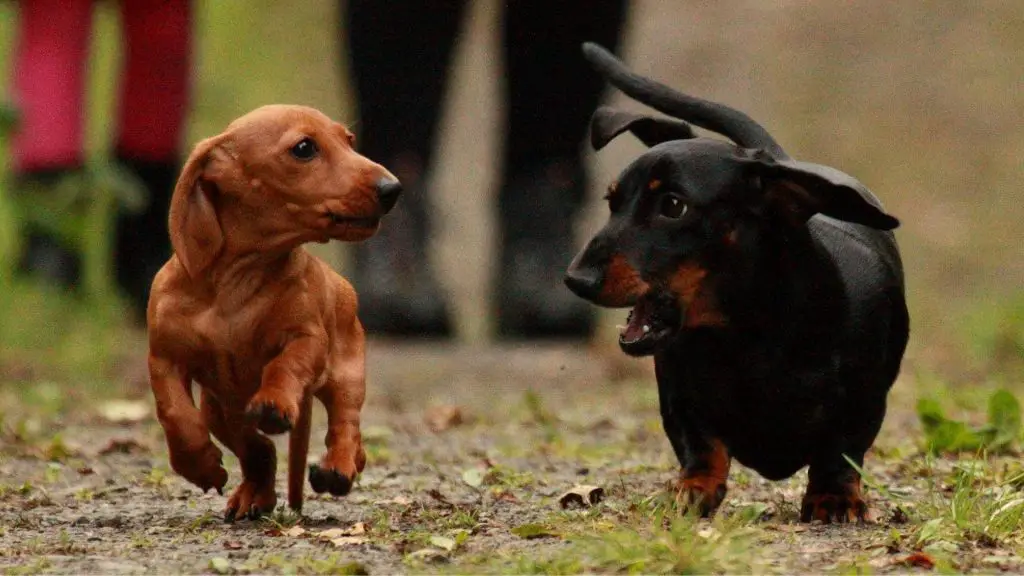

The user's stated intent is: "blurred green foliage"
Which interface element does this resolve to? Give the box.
[0,1,1020,380]
[918,389,1022,454]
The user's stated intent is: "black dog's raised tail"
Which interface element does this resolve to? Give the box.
[582,42,788,159]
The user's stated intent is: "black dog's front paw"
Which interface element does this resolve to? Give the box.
[800,490,868,523]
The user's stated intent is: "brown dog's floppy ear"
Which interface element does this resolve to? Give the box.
[590,106,697,150]
[752,159,900,230]
[168,134,232,277]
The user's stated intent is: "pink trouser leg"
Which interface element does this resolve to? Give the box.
[11,0,93,174]
[116,0,192,163]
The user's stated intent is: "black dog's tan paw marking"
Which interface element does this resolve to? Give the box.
[800,490,868,523]
[674,476,727,517]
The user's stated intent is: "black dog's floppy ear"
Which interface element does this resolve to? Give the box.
[751,158,900,230]
[590,106,697,150]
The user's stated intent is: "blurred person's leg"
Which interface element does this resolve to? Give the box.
[344,0,467,338]
[497,0,628,338]
[10,0,93,286]
[114,0,192,317]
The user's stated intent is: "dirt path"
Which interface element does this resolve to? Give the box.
[3,342,1021,574]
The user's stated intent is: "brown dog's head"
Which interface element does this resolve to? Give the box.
[566,44,899,357]
[169,105,401,278]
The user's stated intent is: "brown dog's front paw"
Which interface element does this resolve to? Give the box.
[308,463,355,496]
[674,476,727,517]
[170,442,228,494]
[225,478,278,522]
[800,492,868,524]
[245,396,297,435]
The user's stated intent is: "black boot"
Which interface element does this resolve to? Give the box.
[352,167,452,338]
[495,160,595,339]
[14,168,83,288]
[114,156,176,320]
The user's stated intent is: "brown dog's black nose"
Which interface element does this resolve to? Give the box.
[564,266,602,300]
[376,178,402,214]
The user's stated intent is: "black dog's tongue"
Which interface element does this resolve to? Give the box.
[621,298,655,344]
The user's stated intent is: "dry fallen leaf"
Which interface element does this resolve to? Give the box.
[425,405,465,432]
[282,526,306,538]
[97,400,151,424]
[330,536,368,547]
[223,540,244,550]
[316,523,366,540]
[898,552,936,569]
[375,495,412,506]
[98,438,148,455]
[558,485,604,508]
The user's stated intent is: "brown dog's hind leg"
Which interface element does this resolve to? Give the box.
[150,356,228,494]
[674,438,731,517]
[800,454,868,524]
[287,393,313,511]
[309,320,366,497]
[201,391,278,522]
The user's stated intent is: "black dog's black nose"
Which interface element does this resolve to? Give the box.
[376,178,402,214]
[564,266,602,300]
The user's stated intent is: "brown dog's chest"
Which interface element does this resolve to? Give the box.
[161,303,295,409]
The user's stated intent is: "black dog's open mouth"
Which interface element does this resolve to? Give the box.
[618,291,680,357]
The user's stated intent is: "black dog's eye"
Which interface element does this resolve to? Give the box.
[290,137,319,161]
[658,194,688,219]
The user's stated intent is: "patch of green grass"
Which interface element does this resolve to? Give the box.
[243,553,368,576]
[504,513,760,574]
[3,558,52,576]
[911,457,1024,553]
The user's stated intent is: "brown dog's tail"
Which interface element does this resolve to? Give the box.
[581,42,789,160]
[287,393,313,512]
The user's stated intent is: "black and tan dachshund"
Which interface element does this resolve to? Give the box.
[565,43,909,523]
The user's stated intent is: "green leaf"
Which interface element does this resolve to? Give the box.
[986,389,1021,450]
[209,557,232,574]
[462,467,485,488]
[916,398,947,432]
[429,535,456,551]
[511,523,560,540]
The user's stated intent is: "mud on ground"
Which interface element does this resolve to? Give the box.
[2,342,1023,574]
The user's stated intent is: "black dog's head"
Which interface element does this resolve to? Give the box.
[565,44,900,356]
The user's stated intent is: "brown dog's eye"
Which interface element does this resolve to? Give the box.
[658,194,688,219]
[290,138,319,161]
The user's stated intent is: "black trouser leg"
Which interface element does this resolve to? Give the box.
[113,155,176,319]
[343,0,467,337]
[496,0,629,338]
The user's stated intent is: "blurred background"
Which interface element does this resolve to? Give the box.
[0,0,1020,389]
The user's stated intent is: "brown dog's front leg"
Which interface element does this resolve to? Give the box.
[149,354,228,493]
[246,334,327,435]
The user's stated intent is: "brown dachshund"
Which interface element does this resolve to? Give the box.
[146,105,401,521]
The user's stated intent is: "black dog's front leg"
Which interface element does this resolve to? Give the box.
[801,394,885,523]
[658,378,730,517]
[801,452,867,523]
